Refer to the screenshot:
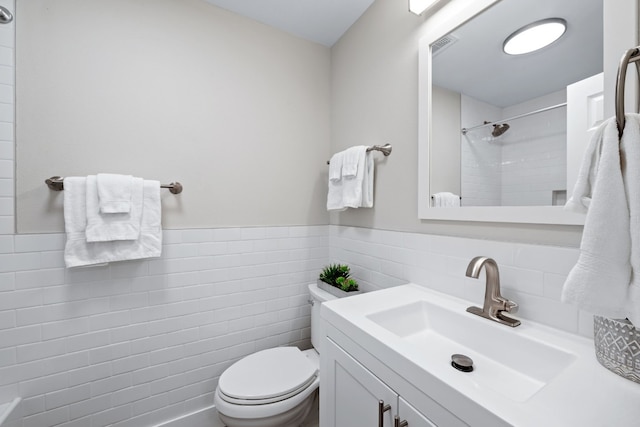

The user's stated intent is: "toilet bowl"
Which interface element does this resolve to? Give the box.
[213,283,336,427]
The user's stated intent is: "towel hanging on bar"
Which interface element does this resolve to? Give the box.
[45,176,183,194]
[327,144,392,164]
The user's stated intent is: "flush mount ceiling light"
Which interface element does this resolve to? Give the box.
[503,18,567,55]
[409,0,443,16]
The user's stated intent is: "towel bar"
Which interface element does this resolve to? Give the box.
[45,176,183,194]
[326,144,393,164]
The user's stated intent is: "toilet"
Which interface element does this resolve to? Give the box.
[214,283,336,427]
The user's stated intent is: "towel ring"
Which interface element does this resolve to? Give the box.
[615,46,640,138]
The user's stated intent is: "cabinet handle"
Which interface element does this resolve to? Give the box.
[394,415,409,427]
[378,400,391,427]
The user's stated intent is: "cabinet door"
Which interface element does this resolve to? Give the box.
[397,397,437,427]
[322,338,397,427]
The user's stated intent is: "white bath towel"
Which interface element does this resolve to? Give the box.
[342,145,367,178]
[97,173,133,213]
[328,151,344,182]
[432,192,460,207]
[64,178,162,268]
[621,114,640,325]
[561,117,631,319]
[85,175,143,242]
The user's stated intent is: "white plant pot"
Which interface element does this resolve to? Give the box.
[317,279,361,298]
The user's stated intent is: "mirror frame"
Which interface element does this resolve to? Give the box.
[417,0,586,225]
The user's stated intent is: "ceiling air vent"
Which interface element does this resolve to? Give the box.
[431,34,458,56]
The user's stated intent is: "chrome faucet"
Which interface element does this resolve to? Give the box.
[465,256,520,327]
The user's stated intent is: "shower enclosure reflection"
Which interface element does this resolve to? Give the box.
[429,0,602,207]
[458,91,567,207]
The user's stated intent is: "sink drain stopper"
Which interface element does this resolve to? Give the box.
[451,354,474,372]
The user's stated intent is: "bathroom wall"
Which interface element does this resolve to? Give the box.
[15,0,331,233]
[1,1,329,426]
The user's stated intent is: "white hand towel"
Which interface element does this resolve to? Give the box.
[561,117,630,319]
[621,114,640,325]
[85,175,143,242]
[97,173,133,213]
[564,122,607,213]
[64,179,162,268]
[342,146,368,208]
[327,176,346,212]
[432,192,460,207]
[329,151,344,182]
[361,151,374,208]
[342,145,367,178]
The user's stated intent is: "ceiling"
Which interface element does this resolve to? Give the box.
[432,0,603,107]
[203,0,376,47]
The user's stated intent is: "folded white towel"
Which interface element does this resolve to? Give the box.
[327,175,346,212]
[97,173,133,213]
[342,147,368,208]
[561,117,630,319]
[328,151,345,182]
[432,192,460,207]
[85,175,143,242]
[342,145,367,178]
[64,178,162,268]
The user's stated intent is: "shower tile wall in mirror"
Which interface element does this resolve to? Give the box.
[429,0,602,208]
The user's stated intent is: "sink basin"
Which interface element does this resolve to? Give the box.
[367,299,576,402]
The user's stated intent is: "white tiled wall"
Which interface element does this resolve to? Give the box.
[329,225,593,338]
[1,225,327,427]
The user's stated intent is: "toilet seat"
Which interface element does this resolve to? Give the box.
[218,347,318,405]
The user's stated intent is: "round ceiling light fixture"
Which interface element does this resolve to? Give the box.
[503,18,567,55]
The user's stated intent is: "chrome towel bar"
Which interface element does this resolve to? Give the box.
[326,143,393,164]
[45,176,183,194]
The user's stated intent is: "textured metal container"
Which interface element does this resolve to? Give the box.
[316,279,360,298]
[593,315,640,384]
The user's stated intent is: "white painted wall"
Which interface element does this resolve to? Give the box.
[16,0,331,233]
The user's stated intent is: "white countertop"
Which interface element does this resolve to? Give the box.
[321,284,640,427]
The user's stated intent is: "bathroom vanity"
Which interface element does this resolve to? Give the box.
[319,284,640,426]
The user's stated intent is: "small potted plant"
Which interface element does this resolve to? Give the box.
[318,263,360,298]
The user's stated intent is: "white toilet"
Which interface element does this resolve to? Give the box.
[214,283,336,427]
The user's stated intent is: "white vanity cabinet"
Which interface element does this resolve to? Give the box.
[322,336,444,427]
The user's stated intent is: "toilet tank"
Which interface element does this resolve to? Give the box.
[308,283,336,355]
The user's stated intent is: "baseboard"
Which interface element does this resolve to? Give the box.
[154,405,224,427]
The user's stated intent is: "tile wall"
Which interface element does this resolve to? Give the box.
[0,226,327,427]
[329,225,592,338]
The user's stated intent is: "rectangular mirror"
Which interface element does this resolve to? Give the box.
[418,0,606,224]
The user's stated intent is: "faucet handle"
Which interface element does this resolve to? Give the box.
[504,300,518,314]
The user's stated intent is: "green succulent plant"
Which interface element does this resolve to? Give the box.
[319,264,359,292]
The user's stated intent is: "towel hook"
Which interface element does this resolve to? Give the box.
[615,46,640,138]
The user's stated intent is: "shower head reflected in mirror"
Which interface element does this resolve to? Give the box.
[0,6,12,24]
[491,123,510,137]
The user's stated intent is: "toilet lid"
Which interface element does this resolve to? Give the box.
[218,347,318,402]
